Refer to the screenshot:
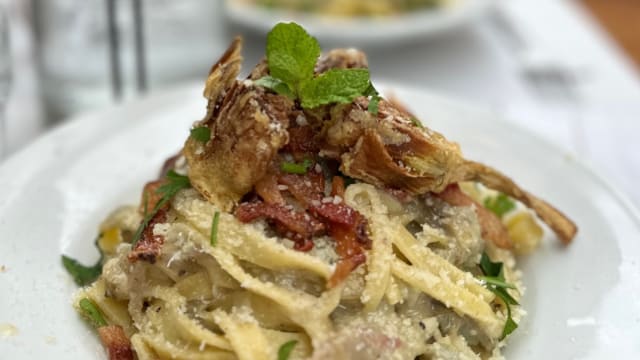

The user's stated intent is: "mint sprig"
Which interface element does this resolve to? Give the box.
[259,22,372,109]
[299,68,371,109]
[479,252,519,339]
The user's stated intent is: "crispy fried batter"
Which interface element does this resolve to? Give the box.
[323,97,577,243]
[184,39,295,210]
[184,39,577,244]
[202,37,244,115]
[459,161,577,244]
[323,97,576,243]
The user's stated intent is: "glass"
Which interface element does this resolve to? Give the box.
[0,6,11,160]
[32,0,224,122]
[33,0,122,121]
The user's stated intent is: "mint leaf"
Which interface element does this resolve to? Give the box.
[484,193,516,218]
[263,22,374,109]
[300,68,370,109]
[266,22,320,94]
[278,340,298,360]
[190,127,211,143]
[254,75,295,99]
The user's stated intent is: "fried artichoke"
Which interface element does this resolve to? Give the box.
[183,39,577,244]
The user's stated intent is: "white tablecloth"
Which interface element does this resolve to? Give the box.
[4,0,640,206]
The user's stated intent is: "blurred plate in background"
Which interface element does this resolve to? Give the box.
[224,0,497,47]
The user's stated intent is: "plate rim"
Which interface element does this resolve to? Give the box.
[224,0,498,45]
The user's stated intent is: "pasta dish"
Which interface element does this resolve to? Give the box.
[62,22,576,360]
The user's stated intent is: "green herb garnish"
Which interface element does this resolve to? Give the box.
[79,298,107,328]
[502,313,518,338]
[277,340,298,360]
[478,252,519,339]
[410,117,424,129]
[210,211,220,247]
[364,83,382,115]
[131,170,191,246]
[254,75,295,99]
[190,126,211,143]
[281,159,312,174]
[62,236,104,286]
[298,68,371,109]
[257,22,371,109]
[157,170,191,197]
[478,276,517,289]
[483,193,516,218]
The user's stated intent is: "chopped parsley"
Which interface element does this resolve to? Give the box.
[277,340,298,360]
[478,252,519,339]
[131,170,191,246]
[190,126,211,143]
[483,193,516,218]
[61,236,104,286]
[281,159,313,174]
[257,22,372,109]
[79,298,107,328]
[210,211,220,247]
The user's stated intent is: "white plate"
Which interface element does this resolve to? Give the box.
[224,0,497,47]
[1,82,639,359]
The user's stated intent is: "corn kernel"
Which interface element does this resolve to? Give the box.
[506,212,543,255]
[98,227,123,255]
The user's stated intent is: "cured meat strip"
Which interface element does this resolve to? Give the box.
[97,325,134,360]
[436,184,512,249]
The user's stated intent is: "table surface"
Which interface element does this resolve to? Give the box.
[3,0,640,207]
[582,0,640,67]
